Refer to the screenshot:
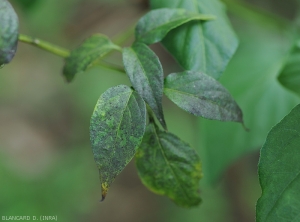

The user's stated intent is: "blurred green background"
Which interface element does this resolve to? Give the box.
[0,0,299,221]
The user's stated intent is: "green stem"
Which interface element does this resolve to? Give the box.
[112,23,136,46]
[18,34,70,58]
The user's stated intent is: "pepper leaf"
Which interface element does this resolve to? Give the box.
[136,122,202,207]
[278,40,300,96]
[123,42,167,129]
[256,104,300,222]
[150,0,238,79]
[0,0,19,65]
[63,34,121,82]
[164,71,243,123]
[135,8,215,45]
[90,85,146,200]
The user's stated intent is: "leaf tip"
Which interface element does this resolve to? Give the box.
[100,182,109,202]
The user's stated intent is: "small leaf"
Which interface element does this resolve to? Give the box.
[63,34,121,82]
[164,71,243,123]
[150,0,239,79]
[0,0,19,65]
[256,104,300,222]
[136,122,202,207]
[135,8,215,45]
[90,85,146,200]
[278,40,300,96]
[123,42,167,129]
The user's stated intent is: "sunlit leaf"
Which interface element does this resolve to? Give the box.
[136,122,202,207]
[278,39,300,96]
[0,0,19,65]
[256,104,300,222]
[150,0,238,79]
[135,8,214,45]
[164,71,243,122]
[63,34,121,82]
[90,85,146,200]
[123,42,167,129]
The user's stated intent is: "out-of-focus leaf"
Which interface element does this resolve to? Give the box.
[63,34,121,82]
[256,104,300,222]
[90,85,146,200]
[0,0,19,65]
[164,71,243,123]
[198,23,299,184]
[150,0,238,79]
[136,122,202,207]
[10,0,40,10]
[278,40,300,96]
[135,8,214,45]
[123,42,167,129]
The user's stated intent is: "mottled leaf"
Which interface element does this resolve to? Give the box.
[278,40,300,96]
[164,71,243,122]
[135,8,215,45]
[63,34,121,82]
[0,0,19,65]
[136,122,202,207]
[256,104,300,222]
[123,42,166,129]
[151,0,238,79]
[90,85,146,200]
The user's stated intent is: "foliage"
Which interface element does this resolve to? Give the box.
[2,0,300,219]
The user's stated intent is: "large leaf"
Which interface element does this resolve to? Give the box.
[0,0,19,65]
[150,0,238,79]
[278,39,300,96]
[90,85,146,200]
[63,34,121,82]
[256,104,300,222]
[135,8,214,45]
[164,71,243,123]
[198,21,299,184]
[123,42,166,129]
[136,122,202,207]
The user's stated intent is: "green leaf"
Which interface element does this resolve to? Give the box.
[278,40,300,96]
[135,8,215,45]
[90,85,146,200]
[136,122,202,207]
[123,42,167,129]
[0,0,19,65]
[150,0,238,79]
[198,21,299,184]
[164,71,243,123]
[256,104,300,222]
[63,34,121,82]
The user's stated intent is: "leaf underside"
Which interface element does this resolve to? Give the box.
[90,85,146,200]
[0,0,19,65]
[150,0,239,79]
[164,71,243,123]
[123,42,167,129]
[256,104,300,222]
[63,34,120,82]
[135,8,215,45]
[136,122,202,207]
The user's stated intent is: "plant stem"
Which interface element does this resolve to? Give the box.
[97,61,125,74]
[18,34,70,58]
[112,23,136,46]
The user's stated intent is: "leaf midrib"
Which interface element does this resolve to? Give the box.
[152,126,190,202]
